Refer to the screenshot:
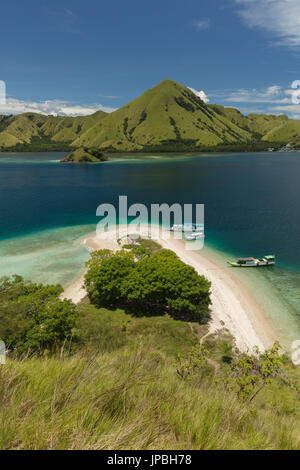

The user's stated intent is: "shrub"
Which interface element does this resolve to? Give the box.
[0,275,77,354]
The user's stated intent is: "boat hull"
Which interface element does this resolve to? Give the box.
[228,261,275,267]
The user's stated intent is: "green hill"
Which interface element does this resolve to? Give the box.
[73,79,253,151]
[61,147,108,163]
[209,105,289,138]
[262,120,300,146]
[0,110,108,151]
[0,79,299,152]
[41,110,107,142]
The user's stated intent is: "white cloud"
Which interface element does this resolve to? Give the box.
[211,81,300,118]
[221,85,290,103]
[0,97,117,116]
[193,18,211,31]
[266,85,282,96]
[273,103,300,109]
[271,104,300,116]
[235,0,300,46]
[188,87,210,103]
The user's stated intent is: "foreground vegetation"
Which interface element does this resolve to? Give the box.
[2,301,300,450]
[2,242,300,450]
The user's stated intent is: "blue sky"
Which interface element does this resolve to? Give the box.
[0,0,300,117]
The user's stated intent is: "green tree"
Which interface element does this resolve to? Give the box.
[86,249,113,270]
[85,248,211,320]
[0,276,77,353]
[121,250,211,318]
[84,250,135,307]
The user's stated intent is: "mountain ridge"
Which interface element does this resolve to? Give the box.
[0,79,298,152]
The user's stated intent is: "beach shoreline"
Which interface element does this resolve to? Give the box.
[61,224,278,354]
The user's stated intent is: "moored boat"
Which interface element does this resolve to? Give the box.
[170,223,204,232]
[186,232,205,240]
[228,255,275,267]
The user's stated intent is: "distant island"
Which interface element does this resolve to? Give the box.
[0,79,299,154]
[60,147,108,163]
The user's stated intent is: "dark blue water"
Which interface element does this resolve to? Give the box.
[0,151,300,346]
[0,151,299,270]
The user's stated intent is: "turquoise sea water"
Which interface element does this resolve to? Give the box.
[0,151,299,347]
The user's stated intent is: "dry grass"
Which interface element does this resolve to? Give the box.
[2,339,300,450]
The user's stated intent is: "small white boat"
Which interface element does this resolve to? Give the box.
[170,223,204,232]
[186,232,205,241]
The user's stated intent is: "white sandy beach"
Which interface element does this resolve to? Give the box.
[61,224,278,354]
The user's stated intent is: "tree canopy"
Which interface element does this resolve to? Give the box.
[0,275,77,353]
[84,248,211,320]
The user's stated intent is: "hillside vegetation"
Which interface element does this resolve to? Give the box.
[3,298,300,450]
[0,110,107,151]
[2,242,300,449]
[0,79,298,152]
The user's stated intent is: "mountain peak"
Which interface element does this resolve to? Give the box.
[151,78,186,92]
[156,78,179,85]
[73,78,253,151]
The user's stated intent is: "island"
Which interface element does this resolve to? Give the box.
[60,147,108,163]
